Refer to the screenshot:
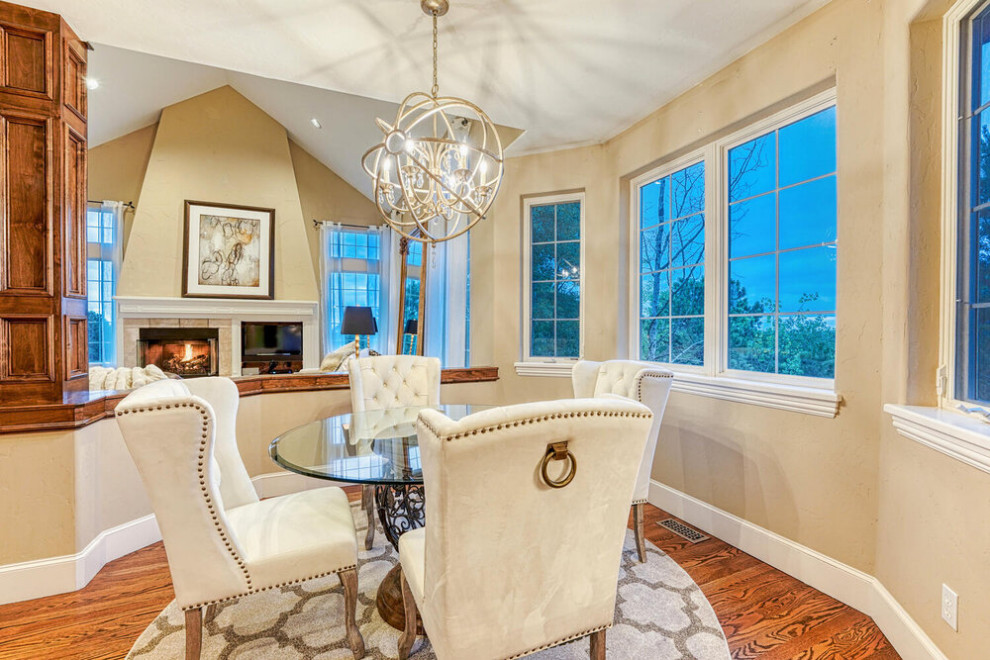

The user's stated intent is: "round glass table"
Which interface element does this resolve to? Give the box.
[269,403,494,629]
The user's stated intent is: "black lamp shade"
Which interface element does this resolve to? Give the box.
[341,306,377,336]
[404,319,418,335]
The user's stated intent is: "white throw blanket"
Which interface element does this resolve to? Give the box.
[89,364,170,391]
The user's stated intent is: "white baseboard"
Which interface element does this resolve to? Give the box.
[0,470,338,606]
[649,480,947,660]
[0,514,160,606]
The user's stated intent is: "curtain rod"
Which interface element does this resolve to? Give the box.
[312,219,382,230]
[88,200,136,210]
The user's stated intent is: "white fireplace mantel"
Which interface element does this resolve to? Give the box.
[116,296,320,374]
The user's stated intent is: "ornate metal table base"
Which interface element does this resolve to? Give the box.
[375,484,426,632]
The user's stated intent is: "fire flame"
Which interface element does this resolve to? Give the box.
[182,342,193,362]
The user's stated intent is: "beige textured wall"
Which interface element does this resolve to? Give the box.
[872,2,990,658]
[0,380,497,565]
[117,85,318,301]
[482,0,884,571]
[0,431,76,563]
[88,98,378,287]
[87,123,156,251]
[470,0,990,655]
[287,140,381,274]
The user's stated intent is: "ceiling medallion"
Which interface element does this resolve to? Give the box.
[362,0,504,244]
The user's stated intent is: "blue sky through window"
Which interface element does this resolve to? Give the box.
[638,161,705,366]
[86,207,117,366]
[530,201,581,358]
[727,106,837,379]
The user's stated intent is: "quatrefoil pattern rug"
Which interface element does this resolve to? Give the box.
[128,507,730,659]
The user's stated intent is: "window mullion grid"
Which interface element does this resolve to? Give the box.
[552,205,558,357]
[666,182,674,361]
[706,143,720,377]
[774,128,781,376]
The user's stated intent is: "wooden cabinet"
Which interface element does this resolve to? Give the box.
[0,1,88,404]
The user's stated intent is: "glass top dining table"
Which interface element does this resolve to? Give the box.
[268,403,496,486]
[269,403,496,632]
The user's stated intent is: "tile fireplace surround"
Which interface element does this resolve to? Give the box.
[117,297,320,376]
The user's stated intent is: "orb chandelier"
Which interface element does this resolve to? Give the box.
[362,0,504,244]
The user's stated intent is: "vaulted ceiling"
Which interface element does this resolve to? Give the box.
[22,0,831,196]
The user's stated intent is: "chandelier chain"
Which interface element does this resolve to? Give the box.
[431,12,439,98]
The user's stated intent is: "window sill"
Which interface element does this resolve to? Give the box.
[671,373,841,418]
[513,362,841,416]
[514,361,576,378]
[884,404,990,475]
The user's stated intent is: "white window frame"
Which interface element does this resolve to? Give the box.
[518,191,586,375]
[940,0,990,410]
[627,89,841,414]
[715,89,838,390]
[629,148,715,376]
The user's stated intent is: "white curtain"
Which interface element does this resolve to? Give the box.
[319,223,393,356]
[424,231,470,367]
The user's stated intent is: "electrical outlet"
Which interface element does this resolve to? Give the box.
[941,584,958,631]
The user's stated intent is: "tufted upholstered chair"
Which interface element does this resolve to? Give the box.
[397,397,653,660]
[115,378,365,660]
[348,355,441,549]
[571,360,674,562]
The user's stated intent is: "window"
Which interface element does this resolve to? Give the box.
[321,226,386,353]
[726,106,837,379]
[87,203,119,365]
[957,1,990,404]
[402,241,422,354]
[638,161,705,366]
[631,91,837,388]
[522,193,584,362]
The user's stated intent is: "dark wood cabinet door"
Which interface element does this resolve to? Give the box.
[0,1,87,404]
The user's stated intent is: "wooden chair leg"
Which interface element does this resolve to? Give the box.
[633,502,647,563]
[362,484,376,550]
[184,607,202,660]
[398,569,419,660]
[590,628,606,660]
[340,568,366,659]
[204,603,217,623]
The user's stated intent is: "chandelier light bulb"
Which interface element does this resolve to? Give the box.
[361,0,504,244]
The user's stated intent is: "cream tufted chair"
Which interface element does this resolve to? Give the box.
[396,397,653,660]
[348,355,441,548]
[571,360,674,562]
[115,378,365,660]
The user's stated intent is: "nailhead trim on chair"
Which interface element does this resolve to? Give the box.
[179,564,358,611]
[634,370,674,403]
[120,401,361,613]
[419,410,653,442]
[118,401,253,592]
[501,624,610,660]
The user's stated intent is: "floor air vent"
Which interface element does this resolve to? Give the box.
[657,519,709,543]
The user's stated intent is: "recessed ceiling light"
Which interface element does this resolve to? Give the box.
[310,118,322,129]
[85,77,99,90]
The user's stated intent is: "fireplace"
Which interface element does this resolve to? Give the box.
[138,328,219,377]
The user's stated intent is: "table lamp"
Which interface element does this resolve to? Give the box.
[341,306,377,355]
[403,319,418,355]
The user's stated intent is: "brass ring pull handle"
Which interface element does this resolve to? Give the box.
[540,441,577,489]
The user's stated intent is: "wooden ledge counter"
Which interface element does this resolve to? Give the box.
[0,367,499,434]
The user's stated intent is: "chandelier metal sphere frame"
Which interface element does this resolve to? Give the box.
[362,0,504,244]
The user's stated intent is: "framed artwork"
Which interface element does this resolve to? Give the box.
[182,200,275,299]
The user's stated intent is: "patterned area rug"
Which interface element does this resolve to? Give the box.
[128,505,730,659]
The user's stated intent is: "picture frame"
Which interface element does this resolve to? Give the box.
[182,200,275,299]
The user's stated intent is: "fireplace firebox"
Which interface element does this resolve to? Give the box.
[138,328,219,377]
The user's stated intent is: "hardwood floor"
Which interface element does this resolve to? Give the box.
[0,494,898,660]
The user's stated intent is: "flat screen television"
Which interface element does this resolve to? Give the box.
[241,322,303,358]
